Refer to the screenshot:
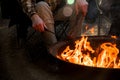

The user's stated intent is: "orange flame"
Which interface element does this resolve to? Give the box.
[57,36,120,68]
[89,27,95,34]
[111,35,117,39]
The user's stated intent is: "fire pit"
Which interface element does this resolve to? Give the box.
[49,36,120,73]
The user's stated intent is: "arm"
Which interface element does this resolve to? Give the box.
[19,0,37,17]
[75,0,88,16]
[19,0,46,32]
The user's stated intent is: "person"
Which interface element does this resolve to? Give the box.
[18,0,88,48]
[108,0,120,36]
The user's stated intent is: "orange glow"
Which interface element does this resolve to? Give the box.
[85,24,89,30]
[89,27,95,34]
[57,36,120,68]
[111,35,117,39]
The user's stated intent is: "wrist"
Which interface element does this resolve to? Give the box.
[30,12,37,18]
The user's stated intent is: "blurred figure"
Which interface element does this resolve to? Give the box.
[109,0,120,36]
[17,0,88,48]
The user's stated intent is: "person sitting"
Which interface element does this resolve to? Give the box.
[17,0,88,48]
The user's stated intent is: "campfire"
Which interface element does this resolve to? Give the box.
[56,36,120,68]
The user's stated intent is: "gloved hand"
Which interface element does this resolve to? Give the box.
[75,0,88,16]
[31,14,47,32]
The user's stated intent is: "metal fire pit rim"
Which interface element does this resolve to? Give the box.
[49,36,120,70]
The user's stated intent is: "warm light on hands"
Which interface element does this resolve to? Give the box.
[31,14,46,32]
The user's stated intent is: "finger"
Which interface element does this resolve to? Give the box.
[75,3,79,15]
[38,24,44,32]
[84,5,88,16]
[33,24,43,32]
[41,24,45,32]
[33,25,39,31]
[82,7,87,16]
[82,5,88,16]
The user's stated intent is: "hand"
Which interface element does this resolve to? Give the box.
[75,0,88,16]
[31,14,46,32]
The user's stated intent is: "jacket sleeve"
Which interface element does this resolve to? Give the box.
[18,0,37,17]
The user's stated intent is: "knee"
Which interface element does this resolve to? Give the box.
[36,1,49,9]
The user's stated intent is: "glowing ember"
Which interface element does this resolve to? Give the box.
[85,24,89,30]
[57,36,120,68]
[89,27,95,34]
[111,35,117,39]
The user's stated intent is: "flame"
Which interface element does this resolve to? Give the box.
[57,36,120,68]
[85,24,89,30]
[89,27,95,34]
[111,35,117,39]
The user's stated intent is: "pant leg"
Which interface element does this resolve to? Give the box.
[53,5,73,40]
[35,1,57,47]
[54,4,84,39]
[67,10,84,38]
